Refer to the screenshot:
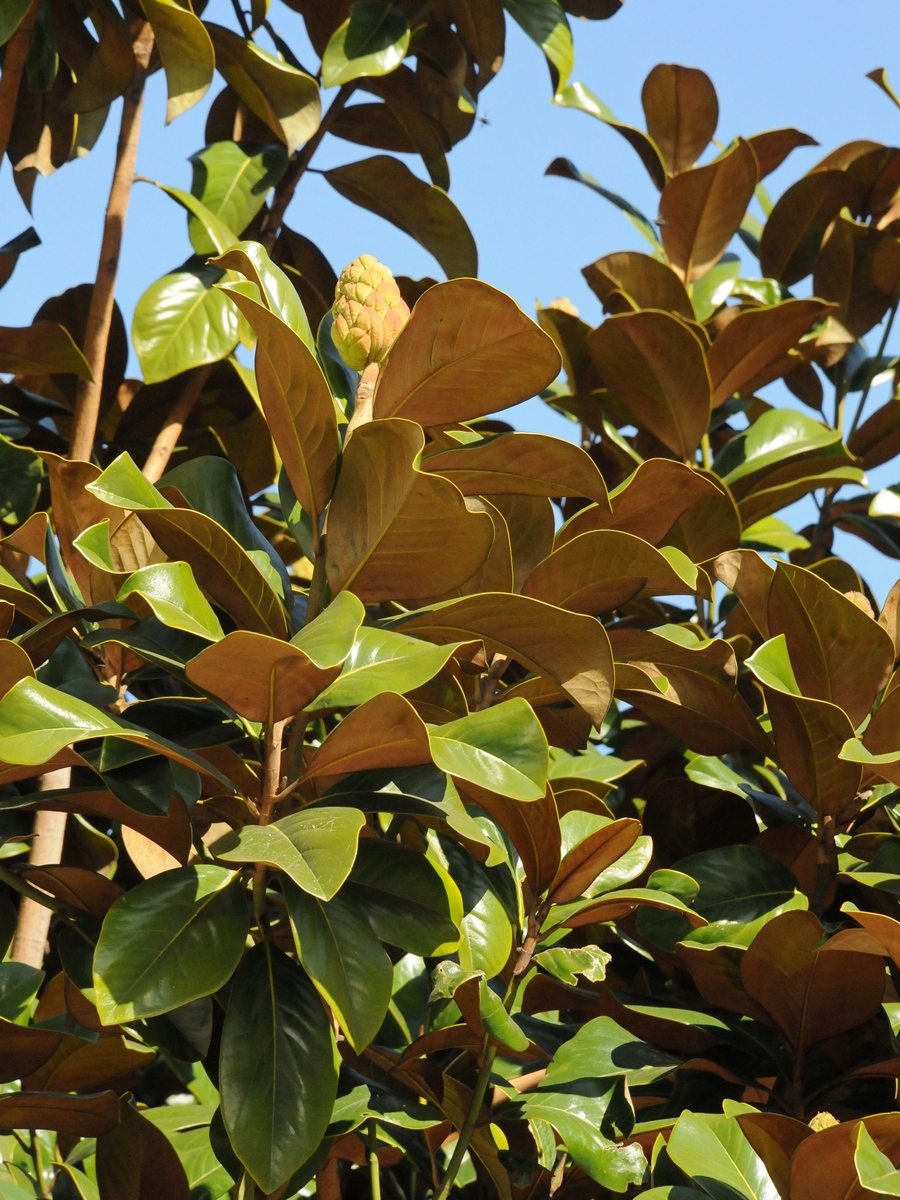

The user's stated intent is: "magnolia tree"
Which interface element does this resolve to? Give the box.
[5,1,900,1198]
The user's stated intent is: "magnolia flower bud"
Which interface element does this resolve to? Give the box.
[331,254,410,372]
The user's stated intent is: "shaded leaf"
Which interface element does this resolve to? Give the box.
[324,155,477,277]
[220,944,338,1191]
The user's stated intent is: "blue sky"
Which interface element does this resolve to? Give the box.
[2,0,900,593]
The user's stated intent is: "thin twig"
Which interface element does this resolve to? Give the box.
[847,299,899,442]
[260,84,356,251]
[142,365,212,482]
[253,716,289,928]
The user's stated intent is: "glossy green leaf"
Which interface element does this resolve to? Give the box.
[88,454,289,639]
[667,1112,779,1200]
[322,2,410,88]
[503,0,573,93]
[675,845,798,925]
[533,946,610,986]
[211,241,314,348]
[543,1015,681,1087]
[133,264,240,384]
[142,179,239,257]
[189,142,288,256]
[141,0,215,121]
[308,627,462,711]
[220,944,338,1192]
[855,1122,900,1196]
[166,1125,235,1199]
[0,677,233,786]
[515,1081,646,1189]
[741,517,811,553]
[429,698,549,801]
[343,838,459,955]
[291,591,366,664]
[440,837,513,978]
[284,879,392,1052]
[93,865,249,1023]
[745,635,802,695]
[716,408,847,487]
[323,156,477,279]
[212,808,365,901]
[117,562,224,642]
[691,254,741,321]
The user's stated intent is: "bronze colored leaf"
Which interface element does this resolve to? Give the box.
[492,494,555,593]
[740,910,885,1049]
[759,170,860,285]
[582,250,693,318]
[394,592,615,727]
[63,0,134,115]
[0,638,34,697]
[588,311,711,459]
[464,786,560,895]
[326,419,494,602]
[791,1113,900,1200]
[712,550,772,637]
[0,1019,63,1083]
[305,692,431,779]
[708,299,832,407]
[0,1089,119,1136]
[361,68,451,189]
[846,908,900,972]
[444,497,513,597]
[613,631,771,756]
[766,688,861,819]
[813,216,896,338]
[549,818,641,903]
[26,1033,154,1094]
[522,529,703,614]
[97,1100,190,1200]
[187,632,340,722]
[324,155,477,278]
[767,562,894,725]
[42,453,121,606]
[22,865,122,917]
[659,139,758,282]
[557,459,723,548]
[139,505,289,639]
[664,471,742,562]
[0,321,93,377]
[429,0,504,92]
[641,63,718,175]
[422,432,610,506]
[536,301,595,392]
[849,398,900,468]
[746,128,818,179]
[374,279,561,425]
[219,287,338,542]
[677,943,766,1021]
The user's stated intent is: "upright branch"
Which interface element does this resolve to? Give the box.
[69,21,155,462]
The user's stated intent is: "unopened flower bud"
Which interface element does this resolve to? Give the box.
[331,254,410,372]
